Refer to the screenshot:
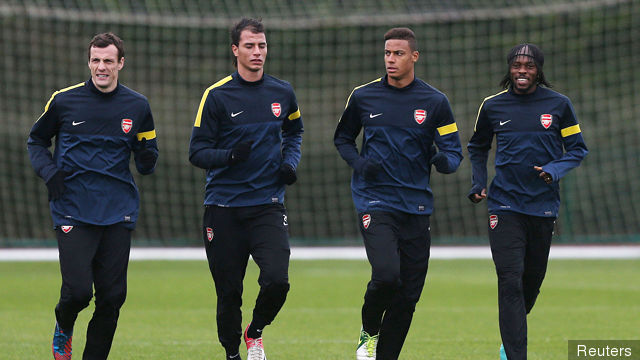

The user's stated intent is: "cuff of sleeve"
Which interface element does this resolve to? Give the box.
[42,165,59,183]
[222,150,233,165]
[541,166,558,182]
[431,153,448,171]
[352,157,366,174]
[468,185,484,199]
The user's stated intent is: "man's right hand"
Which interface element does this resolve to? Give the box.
[45,170,70,201]
[228,141,253,165]
[469,188,487,203]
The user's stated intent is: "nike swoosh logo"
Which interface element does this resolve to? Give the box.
[499,120,511,126]
[369,113,383,118]
[231,111,243,118]
[72,121,86,126]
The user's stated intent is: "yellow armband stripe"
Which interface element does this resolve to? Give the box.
[288,109,301,120]
[561,124,581,137]
[437,123,458,136]
[137,130,156,141]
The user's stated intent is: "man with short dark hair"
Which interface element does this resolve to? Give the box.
[28,32,158,360]
[334,27,462,360]
[189,17,303,360]
[468,43,588,360]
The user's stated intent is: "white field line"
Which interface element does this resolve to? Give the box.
[0,246,639,261]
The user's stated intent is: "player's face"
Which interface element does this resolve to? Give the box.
[232,30,267,75]
[88,45,124,93]
[510,55,538,94]
[384,39,418,87]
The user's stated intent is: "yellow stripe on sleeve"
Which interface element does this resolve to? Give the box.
[288,109,301,120]
[437,123,458,136]
[343,78,382,111]
[473,89,508,132]
[38,82,85,120]
[193,75,233,128]
[137,130,156,141]
[561,124,581,137]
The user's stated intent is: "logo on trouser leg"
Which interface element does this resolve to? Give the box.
[283,214,288,226]
[362,214,371,229]
[489,215,498,229]
[60,226,73,233]
[206,227,214,242]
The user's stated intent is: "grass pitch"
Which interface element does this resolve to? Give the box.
[1,258,638,359]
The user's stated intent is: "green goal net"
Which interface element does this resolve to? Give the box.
[1,0,638,246]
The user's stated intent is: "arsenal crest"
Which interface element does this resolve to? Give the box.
[206,227,214,242]
[489,215,498,230]
[61,225,73,233]
[414,109,426,124]
[271,103,281,117]
[362,214,371,229]
[121,118,133,134]
[540,114,552,129]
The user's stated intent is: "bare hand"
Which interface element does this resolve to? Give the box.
[534,166,553,184]
[470,188,487,203]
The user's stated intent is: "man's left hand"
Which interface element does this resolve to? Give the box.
[534,166,553,184]
[279,163,297,185]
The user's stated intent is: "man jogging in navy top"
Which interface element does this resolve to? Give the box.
[189,18,303,360]
[28,32,158,360]
[334,27,462,360]
[467,43,587,360]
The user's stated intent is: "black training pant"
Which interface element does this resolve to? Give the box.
[55,223,131,360]
[488,212,555,360]
[203,204,291,355]
[359,211,431,360]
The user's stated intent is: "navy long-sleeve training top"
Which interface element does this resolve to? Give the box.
[467,86,588,217]
[189,72,303,207]
[28,79,158,228]
[334,75,463,215]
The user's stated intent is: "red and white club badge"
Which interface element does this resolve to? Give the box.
[61,225,73,233]
[540,114,552,129]
[206,227,214,242]
[362,214,371,229]
[271,103,281,117]
[121,118,133,134]
[414,109,426,124]
[489,215,498,229]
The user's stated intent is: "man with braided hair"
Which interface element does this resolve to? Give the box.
[468,43,588,360]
